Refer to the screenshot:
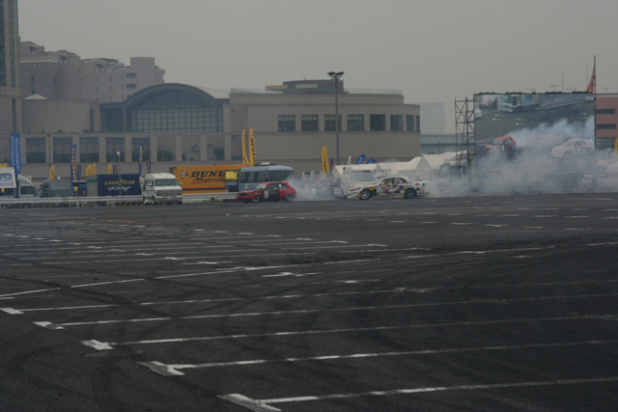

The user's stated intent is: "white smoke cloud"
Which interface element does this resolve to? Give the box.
[431,115,604,197]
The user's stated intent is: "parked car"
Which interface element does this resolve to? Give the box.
[345,176,428,200]
[550,137,594,158]
[236,181,296,203]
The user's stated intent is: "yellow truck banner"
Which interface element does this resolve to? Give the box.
[170,164,249,193]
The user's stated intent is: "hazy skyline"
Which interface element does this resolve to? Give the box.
[18,0,618,132]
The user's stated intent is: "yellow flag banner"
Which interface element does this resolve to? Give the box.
[249,128,257,166]
[241,129,249,165]
[321,146,329,176]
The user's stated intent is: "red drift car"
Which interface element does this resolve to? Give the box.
[236,181,297,203]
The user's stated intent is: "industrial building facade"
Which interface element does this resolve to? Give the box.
[12,80,422,180]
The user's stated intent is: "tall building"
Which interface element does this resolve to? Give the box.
[596,94,618,150]
[0,0,21,136]
[19,41,165,102]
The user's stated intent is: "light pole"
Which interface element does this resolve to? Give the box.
[328,71,344,165]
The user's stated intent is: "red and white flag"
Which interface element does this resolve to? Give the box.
[586,56,596,93]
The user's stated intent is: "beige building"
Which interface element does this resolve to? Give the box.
[228,80,421,172]
[19,41,165,103]
[17,80,421,181]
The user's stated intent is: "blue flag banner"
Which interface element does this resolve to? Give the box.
[356,154,366,164]
[10,133,21,175]
[70,144,77,181]
[366,159,377,164]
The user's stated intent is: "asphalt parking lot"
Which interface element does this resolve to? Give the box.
[1,194,617,411]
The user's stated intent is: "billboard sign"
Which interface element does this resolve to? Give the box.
[474,92,595,158]
[97,174,142,196]
[471,92,596,195]
[0,167,17,190]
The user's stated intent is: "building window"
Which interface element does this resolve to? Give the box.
[347,114,364,131]
[597,108,616,115]
[301,115,319,132]
[53,137,72,163]
[79,137,99,163]
[25,138,46,163]
[597,123,617,130]
[370,115,386,131]
[106,137,125,162]
[406,115,415,131]
[416,115,421,132]
[129,90,223,133]
[595,138,615,149]
[324,115,341,132]
[390,114,403,131]
[278,115,296,132]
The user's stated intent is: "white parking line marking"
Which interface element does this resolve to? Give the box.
[219,393,280,412]
[90,313,614,349]
[1,307,23,314]
[34,321,64,330]
[151,339,618,372]
[82,339,113,350]
[139,361,185,377]
[219,377,618,410]
[0,287,59,298]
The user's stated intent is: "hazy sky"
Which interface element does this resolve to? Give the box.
[18,0,618,131]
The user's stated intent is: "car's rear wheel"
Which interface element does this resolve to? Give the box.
[251,195,261,203]
[284,194,293,202]
[359,189,371,200]
[404,188,417,199]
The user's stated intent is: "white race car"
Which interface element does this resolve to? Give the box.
[550,138,594,158]
[345,176,429,200]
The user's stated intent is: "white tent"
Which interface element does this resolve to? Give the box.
[333,156,434,180]
[332,163,386,178]
[422,152,458,170]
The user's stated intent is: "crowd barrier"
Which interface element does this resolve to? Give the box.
[0,193,236,208]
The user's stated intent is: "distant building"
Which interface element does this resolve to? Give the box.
[411,102,446,134]
[596,94,618,150]
[17,80,421,180]
[19,41,165,102]
[0,0,21,137]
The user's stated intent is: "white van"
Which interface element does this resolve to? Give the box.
[18,175,38,198]
[142,173,183,205]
